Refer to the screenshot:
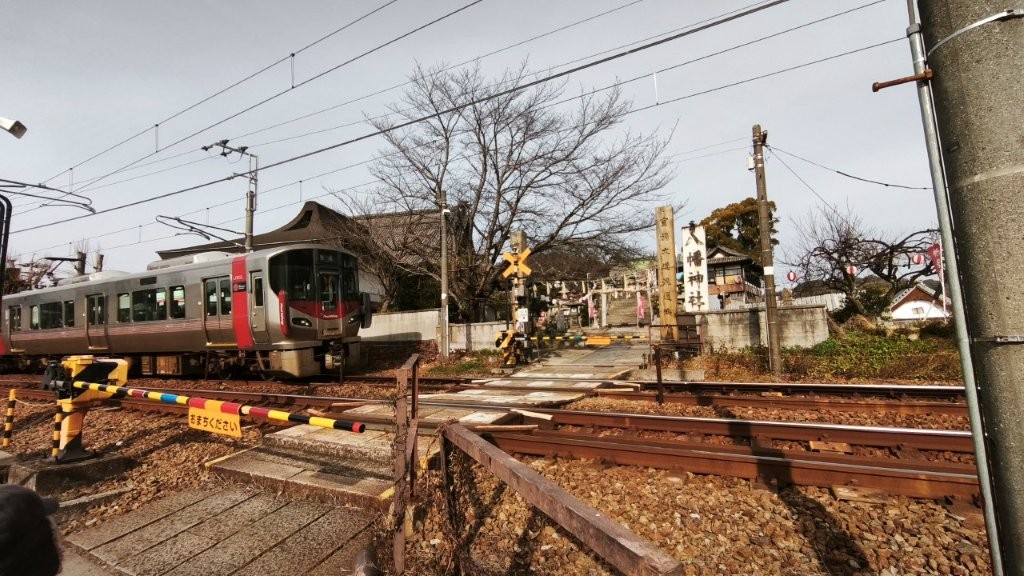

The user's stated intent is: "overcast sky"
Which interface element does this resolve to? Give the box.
[1,0,935,281]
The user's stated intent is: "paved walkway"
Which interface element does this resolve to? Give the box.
[66,488,374,576]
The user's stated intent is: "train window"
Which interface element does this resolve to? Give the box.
[219,279,231,315]
[132,288,167,322]
[342,270,357,299]
[64,301,74,328]
[170,286,186,319]
[268,249,314,300]
[117,293,131,323]
[319,273,338,311]
[317,250,339,265]
[252,277,264,307]
[30,305,39,330]
[39,302,63,329]
[205,280,218,316]
[8,306,21,332]
[88,295,106,326]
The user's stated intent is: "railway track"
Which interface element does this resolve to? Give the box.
[6,379,978,500]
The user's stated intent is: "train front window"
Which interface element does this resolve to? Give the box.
[268,249,315,300]
[319,273,339,311]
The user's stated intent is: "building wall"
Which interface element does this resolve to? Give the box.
[360,309,508,352]
[359,309,439,342]
[700,305,829,350]
[891,300,949,322]
[359,305,830,352]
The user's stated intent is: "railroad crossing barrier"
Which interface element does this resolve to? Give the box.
[40,355,365,464]
[527,334,650,347]
[2,389,15,448]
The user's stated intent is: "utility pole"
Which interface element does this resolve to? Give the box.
[438,188,450,359]
[751,124,782,376]
[914,3,1024,572]
[204,140,258,252]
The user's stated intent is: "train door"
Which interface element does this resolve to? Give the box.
[249,272,269,344]
[203,276,234,345]
[86,294,110,351]
[6,305,23,351]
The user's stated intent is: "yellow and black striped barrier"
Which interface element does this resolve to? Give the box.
[2,390,15,448]
[528,334,649,346]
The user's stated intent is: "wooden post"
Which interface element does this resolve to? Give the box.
[392,354,419,573]
[654,346,665,405]
[443,424,683,575]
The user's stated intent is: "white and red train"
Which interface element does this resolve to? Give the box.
[0,244,371,378]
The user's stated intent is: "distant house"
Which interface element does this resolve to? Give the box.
[889,282,950,322]
[698,245,764,309]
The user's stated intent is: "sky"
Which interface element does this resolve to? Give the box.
[0,0,937,283]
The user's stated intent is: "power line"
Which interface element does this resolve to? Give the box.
[629,37,902,114]
[32,0,783,206]
[25,2,879,238]
[38,0,401,187]
[769,146,932,190]
[70,0,485,197]
[228,0,654,143]
[767,148,852,223]
[218,1,887,157]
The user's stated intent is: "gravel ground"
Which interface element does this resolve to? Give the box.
[0,359,990,575]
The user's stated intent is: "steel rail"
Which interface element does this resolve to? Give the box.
[486,430,979,500]
[528,408,975,453]
[595,389,968,416]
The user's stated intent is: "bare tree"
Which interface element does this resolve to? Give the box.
[786,205,937,316]
[334,62,676,321]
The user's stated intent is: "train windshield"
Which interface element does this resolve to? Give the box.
[268,248,358,301]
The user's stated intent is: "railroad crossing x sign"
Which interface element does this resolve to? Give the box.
[501,248,532,278]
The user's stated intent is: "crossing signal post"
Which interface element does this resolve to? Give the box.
[496,233,533,369]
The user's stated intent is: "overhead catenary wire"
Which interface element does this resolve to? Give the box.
[84,0,883,190]
[37,0,401,187]
[29,0,831,208]
[33,0,653,204]
[45,0,484,202]
[14,0,791,237]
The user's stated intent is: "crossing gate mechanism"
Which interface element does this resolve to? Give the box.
[42,355,128,463]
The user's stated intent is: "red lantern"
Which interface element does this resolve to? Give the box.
[786,271,797,282]
[846,264,857,275]
[911,253,924,265]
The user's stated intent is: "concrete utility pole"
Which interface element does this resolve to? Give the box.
[915,2,1024,572]
[204,140,258,252]
[751,125,782,376]
[439,188,450,359]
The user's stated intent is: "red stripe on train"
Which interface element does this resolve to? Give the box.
[231,256,255,350]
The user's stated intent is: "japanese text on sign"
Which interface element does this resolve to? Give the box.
[188,406,242,438]
[682,223,709,312]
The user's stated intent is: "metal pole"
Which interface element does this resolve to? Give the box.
[751,125,782,376]
[245,153,258,253]
[439,188,450,359]
[905,22,1001,573]
[913,1,1024,568]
